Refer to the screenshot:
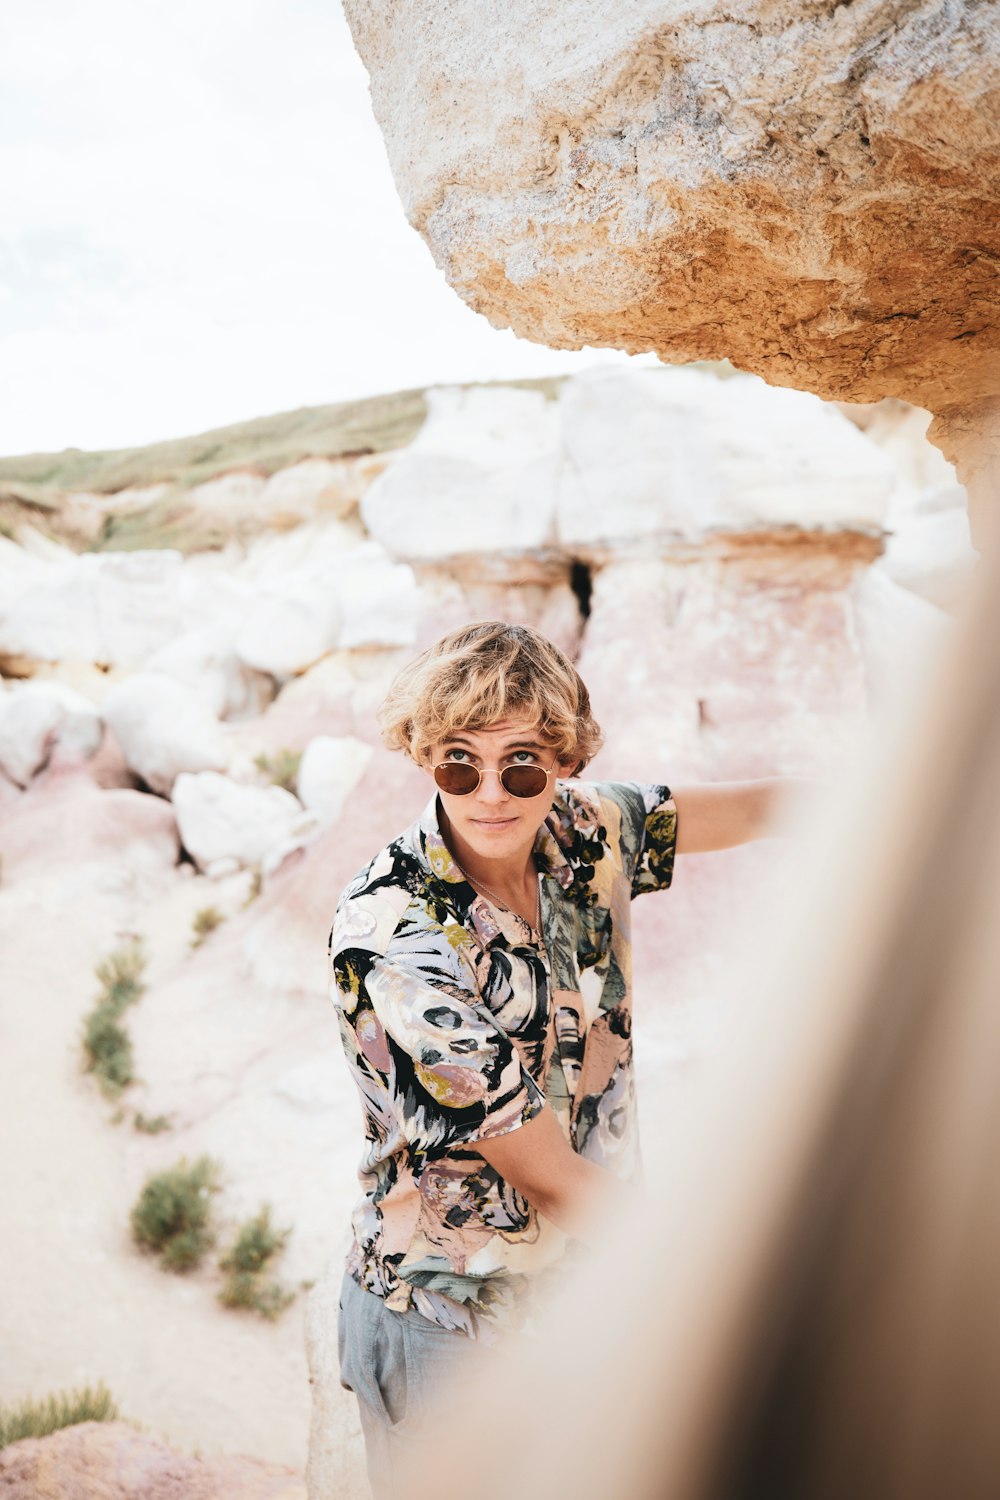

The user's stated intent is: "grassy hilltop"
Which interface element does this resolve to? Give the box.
[0,376,565,505]
[0,375,570,553]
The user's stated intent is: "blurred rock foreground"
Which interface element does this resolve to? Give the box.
[0,364,973,1492]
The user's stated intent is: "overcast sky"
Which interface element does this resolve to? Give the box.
[0,0,652,458]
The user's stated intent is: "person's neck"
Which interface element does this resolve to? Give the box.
[440,810,537,899]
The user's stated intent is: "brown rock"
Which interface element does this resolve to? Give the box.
[0,1420,306,1500]
[343,0,1000,537]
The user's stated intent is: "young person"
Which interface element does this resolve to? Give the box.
[327,620,797,1498]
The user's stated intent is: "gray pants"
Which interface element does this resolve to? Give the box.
[337,1269,478,1500]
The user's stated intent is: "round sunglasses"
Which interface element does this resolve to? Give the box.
[432,759,557,799]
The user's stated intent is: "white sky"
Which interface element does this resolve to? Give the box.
[0,0,650,458]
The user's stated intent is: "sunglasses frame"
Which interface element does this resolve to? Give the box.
[432,759,559,799]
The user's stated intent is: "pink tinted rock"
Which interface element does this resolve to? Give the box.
[580,536,877,786]
[240,747,429,996]
[415,567,583,659]
[578,535,877,1057]
[0,760,178,882]
[125,748,426,1125]
[85,724,141,791]
[0,1420,306,1500]
[224,648,409,770]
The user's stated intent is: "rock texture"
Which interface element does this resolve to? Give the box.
[171,771,316,875]
[0,1421,306,1500]
[343,0,1000,536]
[0,681,103,787]
[102,674,230,795]
[362,367,896,560]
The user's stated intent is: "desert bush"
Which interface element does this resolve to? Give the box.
[0,1381,118,1449]
[217,1205,295,1320]
[253,748,301,793]
[94,940,147,1008]
[218,1272,295,1320]
[82,1005,134,1097]
[132,1111,173,1134]
[81,938,148,1098]
[191,906,224,948]
[130,1155,221,1272]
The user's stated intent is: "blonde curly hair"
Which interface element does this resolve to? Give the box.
[377,621,603,773]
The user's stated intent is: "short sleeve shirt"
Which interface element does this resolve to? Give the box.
[327,778,678,1340]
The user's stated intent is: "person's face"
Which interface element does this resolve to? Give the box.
[426,717,575,864]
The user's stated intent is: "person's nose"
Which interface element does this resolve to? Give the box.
[474,766,510,806]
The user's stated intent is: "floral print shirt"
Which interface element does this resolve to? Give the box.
[327,779,678,1340]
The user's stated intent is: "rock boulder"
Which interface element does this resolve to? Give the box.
[172,770,317,874]
[0,1420,306,1500]
[343,0,1000,533]
[0,681,103,788]
[102,673,230,794]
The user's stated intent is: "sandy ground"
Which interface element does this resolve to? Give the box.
[0,841,355,1476]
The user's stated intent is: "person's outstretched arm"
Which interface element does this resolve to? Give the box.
[671,776,822,854]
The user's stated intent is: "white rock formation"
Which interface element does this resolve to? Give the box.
[880,506,979,613]
[102,673,229,795]
[0,535,61,613]
[361,385,560,558]
[234,517,364,582]
[556,367,896,546]
[0,551,186,667]
[172,769,317,873]
[297,735,373,824]
[234,520,364,677]
[333,542,420,649]
[236,535,419,676]
[0,548,260,671]
[259,457,382,524]
[235,579,343,679]
[850,565,950,713]
[845,402,960,500]
[146,621,276,720]
[0,682,103,787]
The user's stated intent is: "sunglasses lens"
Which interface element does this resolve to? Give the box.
[434,762,480,795]
[501,765,548,798]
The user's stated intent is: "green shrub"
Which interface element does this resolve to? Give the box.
[253,748,301,793]
[130,1156,221,1272]
[191,906,224,948]
[217,1271,296,1321]
[82,1003,134,1098]
[94,940,147,1009]
[81,939,148,1098]
[219,1204,290,1272]
[0,1381,118,1449]
[132,1111,173,1134]
[217,1205,295,1320]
